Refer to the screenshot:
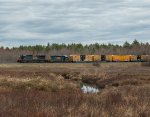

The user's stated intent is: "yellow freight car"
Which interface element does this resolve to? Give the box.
[141,55,150,62]
[112,55,122,62]
[84,55,101,62]
[84,55,94,62]
[112,55,132,62]
[69,55,80,62]
[130,55,137,62]
[123,55,131,62]
[94,55,101,61]
[46,55,51,62]
[106,55,132,62]
[106,55,113,62]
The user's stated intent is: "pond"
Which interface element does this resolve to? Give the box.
[81,85,99,94]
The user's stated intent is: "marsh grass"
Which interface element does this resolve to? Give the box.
[0,86,149,117]
[0,77,78,92]
[0,63,149,117]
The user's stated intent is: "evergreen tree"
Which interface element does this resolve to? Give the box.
[132,39,140,46]
[123,41,130,48]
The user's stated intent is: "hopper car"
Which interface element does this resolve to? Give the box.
[17,54,150,63]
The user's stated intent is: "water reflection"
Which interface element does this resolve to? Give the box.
[81,85,99,94]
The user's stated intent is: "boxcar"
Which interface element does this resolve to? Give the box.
[130,55,138,62]
[84,55,93,62]
[94,55,101,61]
[69,55,81,62]
[106,55,133,62]
[84,55,100,62]
[123,55,131,62]
[112,55,122,62]
[106,55,113,62]
[141,55,150,62]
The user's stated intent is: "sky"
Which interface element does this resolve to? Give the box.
[0,0,150,47]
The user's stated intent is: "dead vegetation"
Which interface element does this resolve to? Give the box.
[0,63,149,117]
[0,77,78,92]
[0,86,149,117]
[141,62,150,67]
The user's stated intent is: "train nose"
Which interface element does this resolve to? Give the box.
[17,59,21,62]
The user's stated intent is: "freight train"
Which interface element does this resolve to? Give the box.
[17,54,150,63]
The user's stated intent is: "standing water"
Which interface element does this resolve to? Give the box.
[81,85,99,94]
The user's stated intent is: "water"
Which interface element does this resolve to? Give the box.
[81,85,99,94]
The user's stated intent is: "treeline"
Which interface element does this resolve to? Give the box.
[0,40,150,63]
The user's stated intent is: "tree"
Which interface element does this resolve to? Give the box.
[132,39,140,46]
[123,41,130,48]
[45,43,51,53]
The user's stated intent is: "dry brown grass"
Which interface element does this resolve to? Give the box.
[0,86,149,117]
[0,63,149,117]
[0,76,78,92]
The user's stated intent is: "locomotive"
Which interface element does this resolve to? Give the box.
[17,54,150,63]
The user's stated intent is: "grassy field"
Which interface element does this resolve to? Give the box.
[0,63,149,117]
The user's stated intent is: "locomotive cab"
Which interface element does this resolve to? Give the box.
[17,55,33,63]
[17,55,22,63]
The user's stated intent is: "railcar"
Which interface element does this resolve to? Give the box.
[50,55,69,63]
[69,55,80,62]
[106,55,113,62]
[130,55,138,62]
[84,55,101,62]
[17,55,33,63]
[112,55,131,62]
[141,55,150,62]
[17,55,48,63]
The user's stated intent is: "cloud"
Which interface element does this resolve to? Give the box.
[0,0,150,47]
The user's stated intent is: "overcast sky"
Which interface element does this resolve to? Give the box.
[0,0,150,47]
